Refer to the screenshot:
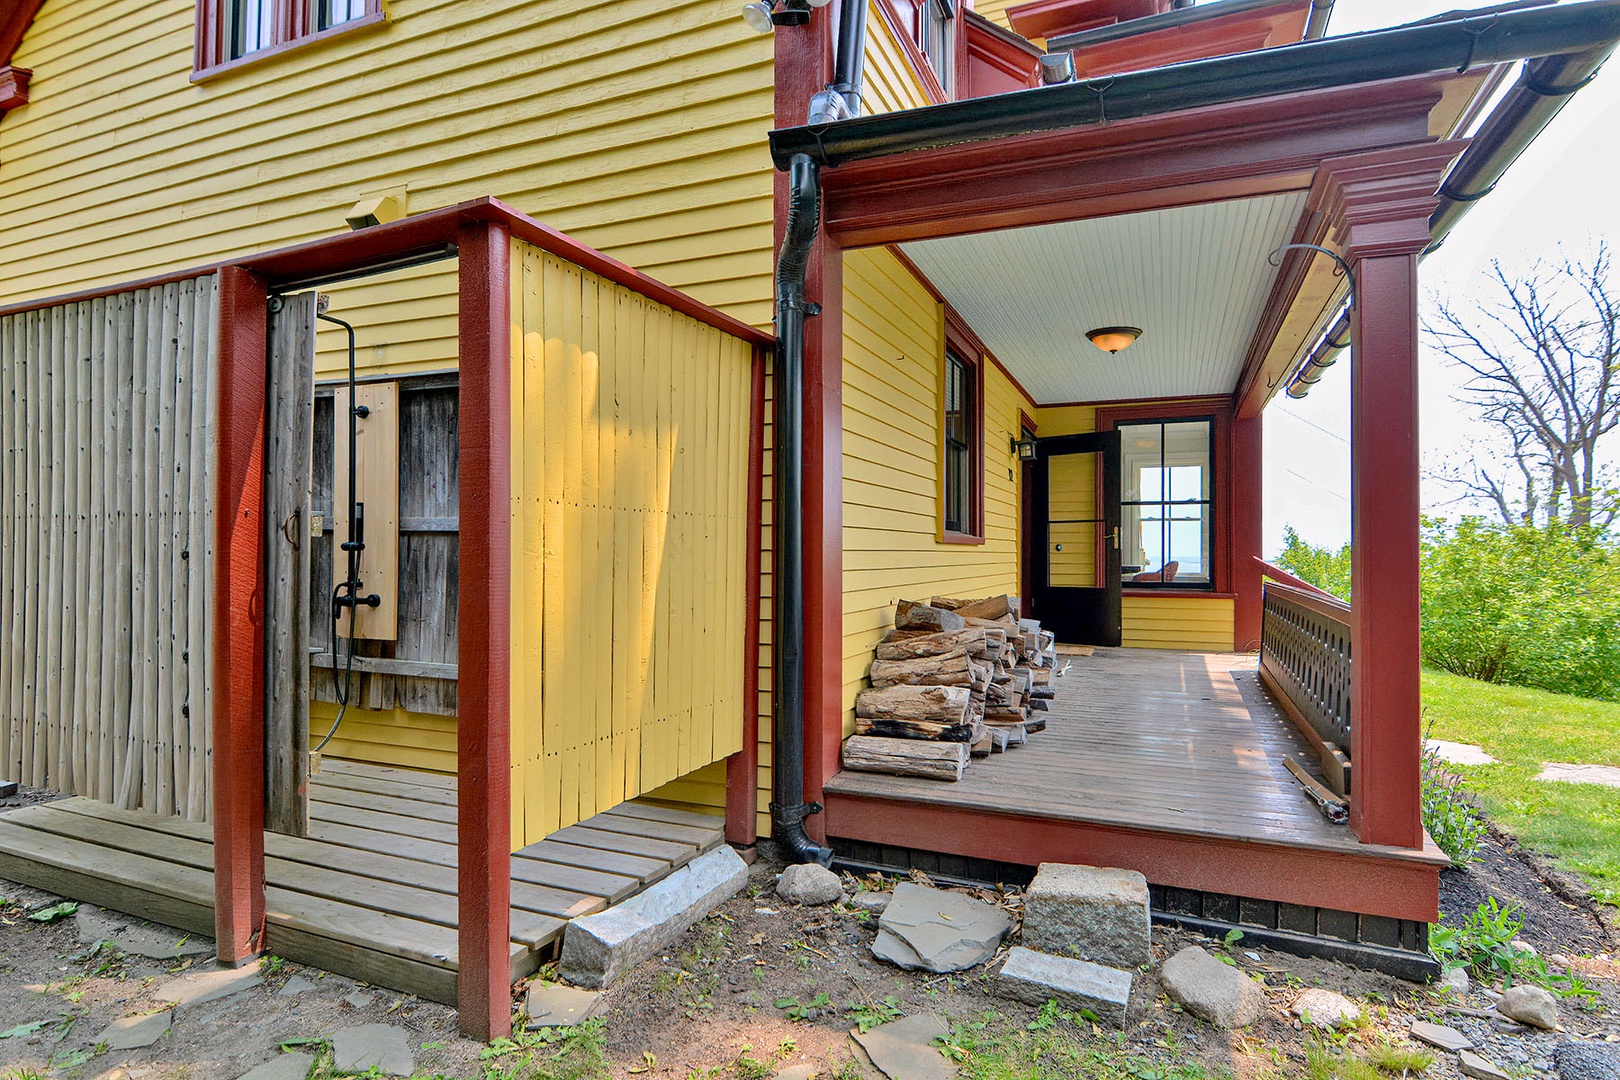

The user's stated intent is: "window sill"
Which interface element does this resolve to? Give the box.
[1123,588,1234,599]
[192,10,388,84]
[940,531,985,546]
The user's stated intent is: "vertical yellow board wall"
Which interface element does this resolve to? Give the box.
[841,247,1033,735]
[1033,402,1236,652]
[1,0,775,372]
[507,240,754,849]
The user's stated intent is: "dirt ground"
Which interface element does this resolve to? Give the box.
[3,795,1619,1080]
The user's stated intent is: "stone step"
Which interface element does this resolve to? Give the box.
[1021,863,1151,970]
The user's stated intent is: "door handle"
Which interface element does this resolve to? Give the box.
[1112,527,1120,550]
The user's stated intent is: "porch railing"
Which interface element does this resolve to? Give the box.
[1259,580,1353,764]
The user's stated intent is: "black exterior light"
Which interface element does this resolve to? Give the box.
[742,0,824,31]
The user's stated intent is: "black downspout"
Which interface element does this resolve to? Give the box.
[771,152,833,866]
[832,0,868,115]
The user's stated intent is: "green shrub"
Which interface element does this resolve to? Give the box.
[1420,740,1485,866]
[1420,518,1620,700]
[1274,525,1352,599]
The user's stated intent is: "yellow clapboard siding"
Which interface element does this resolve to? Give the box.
[863,0,935,115]
[971,0,1022,32]
[840,247,1035,737]
[1122,596,1236,652]
[1,0,775,373]
[507,242,753,849]
[308,703,457,775]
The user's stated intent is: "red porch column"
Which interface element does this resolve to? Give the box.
[212,264,269,965]
[457,221,513,1040]
[1231,414,1263,652]
[773,18,844,844]
[1321,143,1463,849]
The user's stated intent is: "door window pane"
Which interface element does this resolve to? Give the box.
[1118,419,1212,585]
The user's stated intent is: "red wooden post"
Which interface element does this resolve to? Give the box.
[212,264,269,963]
[773,17,843,843]
[1322,143,1464,849]
[1231,413,1264,652]
[726,347,768,848]
[456,221,513,1040]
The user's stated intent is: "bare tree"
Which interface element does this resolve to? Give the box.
[1426,243,1620,529]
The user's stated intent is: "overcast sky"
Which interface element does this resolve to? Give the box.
[1261,0,1620,554]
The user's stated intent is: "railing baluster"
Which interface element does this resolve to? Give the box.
[1260,581,1353,754]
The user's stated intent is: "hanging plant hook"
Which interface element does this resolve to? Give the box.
[1267,243,1357,310]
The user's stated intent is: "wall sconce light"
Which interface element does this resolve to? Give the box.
[1086,326,1142,354]
[1011,435,1038,461]
[742,0,824,32]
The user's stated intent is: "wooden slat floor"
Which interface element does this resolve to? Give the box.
[826,648,1421,856]
[0,758,724,1004]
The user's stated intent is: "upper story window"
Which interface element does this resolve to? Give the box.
[196,0,383,77]
[1119,419,1213,587]
[918,0,956,96]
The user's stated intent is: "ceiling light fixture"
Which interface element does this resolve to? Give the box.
[1087,326,1142,354]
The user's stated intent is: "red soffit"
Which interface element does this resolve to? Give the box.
[1007,0,1169,42]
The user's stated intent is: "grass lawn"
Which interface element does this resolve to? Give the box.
[1423,667,1620,906]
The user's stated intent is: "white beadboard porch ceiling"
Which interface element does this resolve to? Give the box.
[897,191,1310,404]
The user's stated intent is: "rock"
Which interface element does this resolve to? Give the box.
[236,1053,315,1080]
[778,864,843,906]
[1555,1041,1620,1080]
[1496,983,1559,1030]
[1440,966,1470,993]
[561,845,748,989]
[98,1011,173,1051]
[77,906,214,960]
[331,1024,414,1076]
[995,946,1132,1027]
[1290,988,1361,1028]
[1021,863,1151,969]
[277,976,319,997]
[1459,1050,1511,1080]
[773,1066,820,1080]
[851,1013,955,1080]
[871,883,1012,973]
[1410,1020,1473,1052]
[343,990,376,1010]
[1158,947,1264,1028]
[850,892,891,914]
[525,983,603,1027]
[153,963,262,1007]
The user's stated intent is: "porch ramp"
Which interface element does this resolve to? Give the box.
[0,759,722,1003]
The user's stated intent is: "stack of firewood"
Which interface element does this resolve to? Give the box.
[841,594,1061,782]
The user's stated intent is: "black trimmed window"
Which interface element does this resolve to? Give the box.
[196,0,382,74]
[1119,419,1213,587]
[943,348,979,538]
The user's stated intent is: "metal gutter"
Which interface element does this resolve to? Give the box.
[1048,0,1309,52]
[769,0,1620,169]
[1285,37,1616,398]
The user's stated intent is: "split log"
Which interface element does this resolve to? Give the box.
[875,628,986,661]
[970,726,992,757]
[1030,699,1048,712]
[1001,724,1028,747]
[869,650,984,689]
[988,728,1009,753]
[1022,715,1047,733]
[895,603,965,633]
[856,683,972,722]
[842,736,967,781]
[946,594,1014,621]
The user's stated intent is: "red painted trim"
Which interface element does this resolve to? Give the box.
[191,7,387,82]
[0,198,771,348]
[0,0,44,62]
[1097,400,1233,595]
[727,347,768,847]
[1067,3,1310,80]
[1319,144,1461,850]
[0,65,30,111]
[1234,191,1334,419]
[963,11,1040,100]
[455,221,513,1042]
[825,792,1443,922]
[1256,558,1338,600]
[1007,0,1161,41]
[819,75,1449,248]
[211,265,269,964]
[1231,413,1263,651]
[942,310,987,542]
[1265,578,1351,620]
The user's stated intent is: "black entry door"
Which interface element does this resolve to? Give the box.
[1032,431,1122,646]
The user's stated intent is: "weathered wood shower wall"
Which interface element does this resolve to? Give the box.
[0,276,218,820]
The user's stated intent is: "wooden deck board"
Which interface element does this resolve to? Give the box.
[824,649,1371,853]
[0,771,725,1004]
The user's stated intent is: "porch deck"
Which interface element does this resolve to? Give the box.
[0,760,723,1003]
[824,648,1447,924]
